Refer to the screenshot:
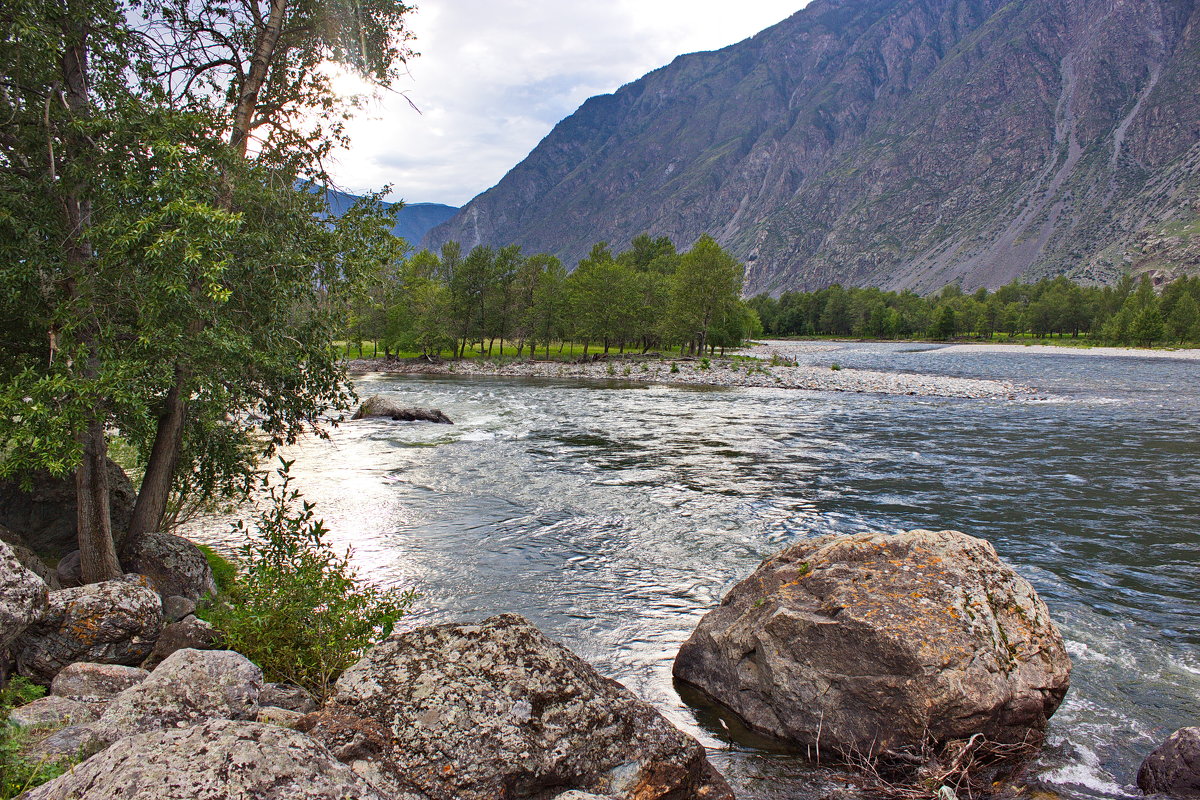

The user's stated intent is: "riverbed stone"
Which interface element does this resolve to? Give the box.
[352,395,453,423]
[0,539,48,652]
[13,578,162,683]
[161,594,196,622]
[120,532,217,601]
[0,459,135,560]
[673,529,1071,767]
[94,648,262,742]
[316,613,733,800]
[1138,727,1200,798]
[21,719,393,800]
[7,695,95,729]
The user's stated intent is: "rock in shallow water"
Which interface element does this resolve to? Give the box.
[1139,727,1200,798]
[21,719,391,800]
[314,613,732,800]
[352,395,453,424]
[673,529,1071,766]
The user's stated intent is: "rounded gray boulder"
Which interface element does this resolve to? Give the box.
[0,539,48,652]
[21,719,392,800]
[120,532,216,601]
[673,529,1071,765]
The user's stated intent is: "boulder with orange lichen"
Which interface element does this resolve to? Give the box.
[673,529,1071,770]
[12,576,163,684]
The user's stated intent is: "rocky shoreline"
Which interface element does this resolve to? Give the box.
[347,341,1036,400]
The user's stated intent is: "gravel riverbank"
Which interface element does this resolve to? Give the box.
[347,341,1036,399]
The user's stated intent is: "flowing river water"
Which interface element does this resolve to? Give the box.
[198,342,1199,799]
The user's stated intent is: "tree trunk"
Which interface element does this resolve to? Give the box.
[128,370,186,539]
[76,419,122,583]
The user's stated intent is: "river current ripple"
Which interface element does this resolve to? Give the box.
[199,342,1199,799]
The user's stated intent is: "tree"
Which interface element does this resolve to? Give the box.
[666,236,743,354]
[932,305,958,340]
[1167,292,1199,344]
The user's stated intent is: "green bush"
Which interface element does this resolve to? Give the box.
[830,362,842,371]
[1,678,74,799]
[201,459,417,699]
[699,357,711,370]
[669,362,680,373]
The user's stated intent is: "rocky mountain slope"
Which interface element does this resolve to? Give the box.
[424,0,1200,294]
[315,186,457,246]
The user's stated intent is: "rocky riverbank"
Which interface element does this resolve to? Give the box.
[348,341,1035,400]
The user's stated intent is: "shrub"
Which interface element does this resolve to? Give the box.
[670,362,680,373]
[830,362,842,371]
[1,678,74,799]
[699,357,711,370]
[201,459,417,699]
[197,544,237,593]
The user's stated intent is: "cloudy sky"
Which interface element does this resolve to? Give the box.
[325,1,809,208]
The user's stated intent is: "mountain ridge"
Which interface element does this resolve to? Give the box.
[424,0,1200,294]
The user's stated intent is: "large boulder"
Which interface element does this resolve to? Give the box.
[0,459,135,559]
[0,539,48,652]
[120,532,217,601]
[352,395,453,424]
[21,719,393,800]
[673,530,1071,766]
[313,613,732,800]
[1139,727,1200,798]
[0,525,58,589]
[12,577,163,683]
[6,694,96,729]
[94,648,262,742]
[51,662,149,715]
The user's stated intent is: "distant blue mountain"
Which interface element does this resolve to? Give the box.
[305,184,458,247]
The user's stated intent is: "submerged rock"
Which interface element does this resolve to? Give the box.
[1139,727,1200,798]
[352,395,453,424]
[0,539,48,652]
[673,529,1071,766]
[315,613,732,800]
[13,578,162,683]
[22,719,391,800]
[120,532,217,601]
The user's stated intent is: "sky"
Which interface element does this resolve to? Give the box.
[325,1,809,208]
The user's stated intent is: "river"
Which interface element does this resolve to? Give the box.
[199,342,1199,799]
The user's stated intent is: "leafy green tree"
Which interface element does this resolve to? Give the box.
[666,235,743,354]
[932,305,958,340]
[1167,292,1200,343]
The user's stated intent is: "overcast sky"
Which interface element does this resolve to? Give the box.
[324,1,809,208]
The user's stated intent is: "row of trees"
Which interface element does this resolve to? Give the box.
[345,234,761,358]
[0,0,413,582]
[748,275,1200,346]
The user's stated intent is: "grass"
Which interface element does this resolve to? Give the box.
[197,544,237,594]
[1,678,77,799]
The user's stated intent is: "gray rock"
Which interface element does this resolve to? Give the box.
[315,613,733,800]
[255,706,304,727]
[673,529,1072,767]
[553,794,622,800]
[21,719,392,800]
[120,532,216,601]
[95,648,262,742]
[1139,727,1200,798]
[22,723,105,762]
[0,525,59,589]
[13,578,162,683]
[51,662,149,711]
[0,459,134,560]
[7,695,95,729]
[261,681,318,713]
[0,539,48,652]
[53,550,81,589]
[352,395,453,424]
[139,615,221,670]
[161,594,196,622]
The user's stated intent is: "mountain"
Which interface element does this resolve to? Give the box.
[424,0,1200,294]
[317,186,457,246]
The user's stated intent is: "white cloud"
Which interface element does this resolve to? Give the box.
[324,0,809,207]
